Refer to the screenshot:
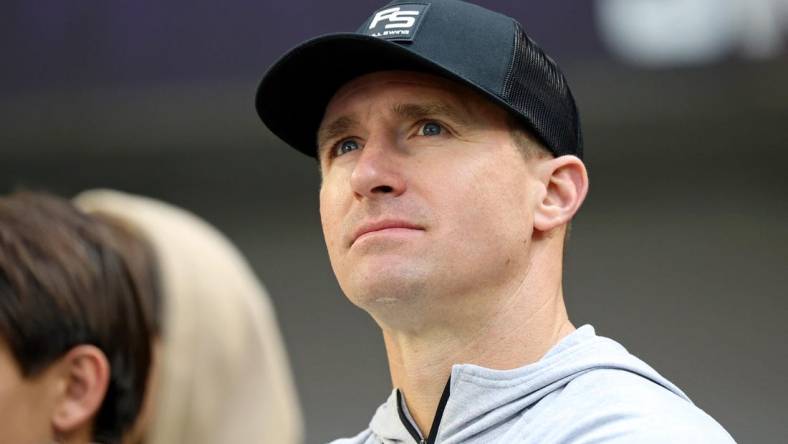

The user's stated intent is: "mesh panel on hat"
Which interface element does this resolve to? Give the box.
[500,21,582,158]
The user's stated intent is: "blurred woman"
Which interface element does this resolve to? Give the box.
[0,191,160,444]
[75,189,303,444]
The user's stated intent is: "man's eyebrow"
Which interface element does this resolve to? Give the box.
[316,101,471,154]
[392,102,471,126]
[317,115,360,150]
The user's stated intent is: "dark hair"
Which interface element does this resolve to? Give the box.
[0,191,161,443]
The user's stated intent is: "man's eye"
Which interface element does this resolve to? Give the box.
[334,139,360,157]
[419,121,443,136]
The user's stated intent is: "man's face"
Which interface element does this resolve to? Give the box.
[0,339,59,444]
[318,71,542,324]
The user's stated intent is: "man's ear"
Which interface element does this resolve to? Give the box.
[51,345,110,437]
[533,155,589,233]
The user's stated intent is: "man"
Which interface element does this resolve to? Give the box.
[255,0,735,442]
[0,191,160,444]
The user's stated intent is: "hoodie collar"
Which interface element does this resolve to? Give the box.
[369,325,689,443]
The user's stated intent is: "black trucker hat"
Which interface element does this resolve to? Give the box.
[255,0,583,159]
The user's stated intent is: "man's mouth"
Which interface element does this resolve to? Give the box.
[351,220,424,246]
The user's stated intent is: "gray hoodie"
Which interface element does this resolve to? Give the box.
[329,325,735,443]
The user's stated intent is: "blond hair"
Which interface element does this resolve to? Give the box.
[75,190,303,444]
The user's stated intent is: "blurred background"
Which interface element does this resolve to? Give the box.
[2,0,786,442]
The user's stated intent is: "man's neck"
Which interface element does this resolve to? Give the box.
[380,274,574,436]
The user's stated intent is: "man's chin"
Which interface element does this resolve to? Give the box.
[343,268,430,309]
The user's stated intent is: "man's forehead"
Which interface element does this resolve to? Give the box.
[328,70,470,105]
[320,70,492,127]
[324,71,478,117]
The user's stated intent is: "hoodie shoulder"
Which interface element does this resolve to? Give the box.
[528,368,736,443]
[325,428,375,444]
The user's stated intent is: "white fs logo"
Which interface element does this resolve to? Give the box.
[369,7,421,30]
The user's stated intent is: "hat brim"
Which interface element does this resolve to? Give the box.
[255,33,505,158]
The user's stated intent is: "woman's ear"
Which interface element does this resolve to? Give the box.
[533,155,589,233]
[51,345,110,439]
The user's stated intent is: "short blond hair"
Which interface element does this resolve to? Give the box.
[506,114,553,161]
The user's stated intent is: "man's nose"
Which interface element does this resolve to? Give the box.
[349,138,407,199]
